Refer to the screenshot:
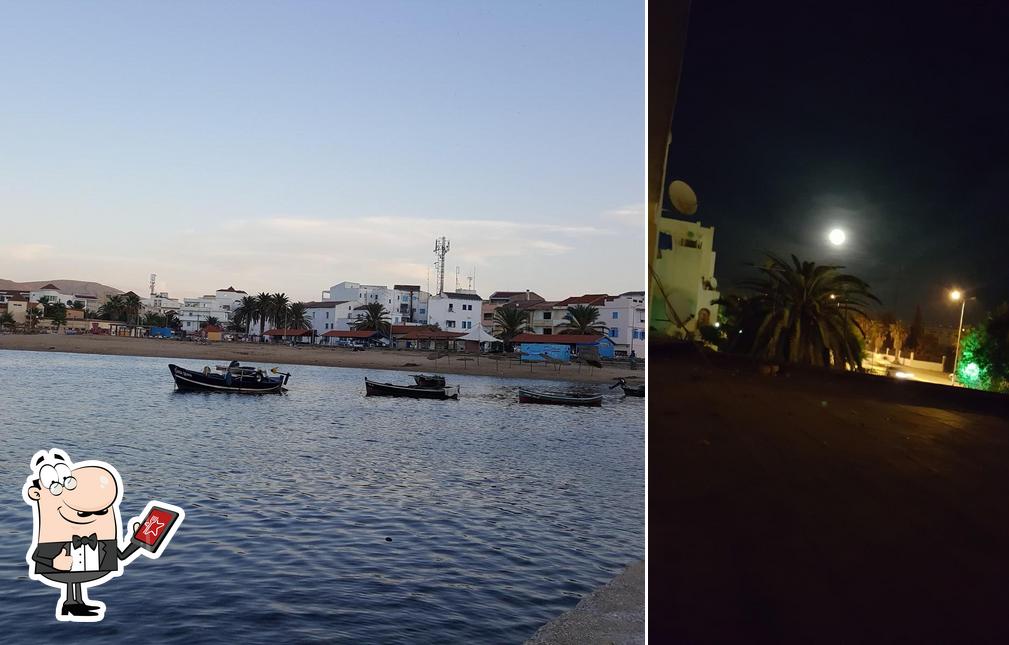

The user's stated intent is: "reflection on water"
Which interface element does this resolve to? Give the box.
[0,351,643,643]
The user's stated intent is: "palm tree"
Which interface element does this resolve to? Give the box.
[493,305,527,348]
[27,306,43,331]
[354,303,390,335]
[255,292,271,340]
[165,311,181,330]
[271,293,290,330]
[142,312,165,327]
[741,254,880,370]
[558,304,607,335]
[69,300,84,310]
[204,316,221,328]
[122,292,142,325]
[0,311,15,331]
[98,294,126,321]
[232,295,258,335]
[288,302,311,330]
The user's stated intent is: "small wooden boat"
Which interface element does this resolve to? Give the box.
[169,361,290,394]
[518,388,603,407]
[365,378,459,400]
[412,374,446,388]
[610,377,645,397]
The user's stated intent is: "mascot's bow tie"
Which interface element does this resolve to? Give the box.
[72,533,98,549]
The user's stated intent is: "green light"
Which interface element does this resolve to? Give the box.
[963,362,980,380]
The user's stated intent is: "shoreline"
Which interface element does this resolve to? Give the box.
[0,334,641,384]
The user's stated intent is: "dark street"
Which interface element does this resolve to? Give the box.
[650,349,1009,643]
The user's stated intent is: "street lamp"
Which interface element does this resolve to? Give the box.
[950,288,966,381]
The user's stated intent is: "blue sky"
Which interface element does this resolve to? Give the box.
[0,1,643,301]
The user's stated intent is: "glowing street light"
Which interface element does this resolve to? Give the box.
[950,288,967,381]
[828,228,846,246]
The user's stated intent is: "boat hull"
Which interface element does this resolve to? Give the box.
[518,388,603,407]
[365,379,458,400]
[169,364,286,394]
[621,385,645,397]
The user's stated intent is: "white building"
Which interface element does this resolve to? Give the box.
[598,291,646,356]
[29,283,79,307]
[304,300,359,332]
[651,217,719,336]
[177,286,247,333]
[427,291,483,331]
[140,292,183,314]
[321,281,431,325]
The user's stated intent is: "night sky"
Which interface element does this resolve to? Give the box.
[665,1,1009,326]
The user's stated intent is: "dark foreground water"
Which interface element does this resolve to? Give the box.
[0,350,643,644]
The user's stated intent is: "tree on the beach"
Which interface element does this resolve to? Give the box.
[122,292,143,325]
[738,254,879,369]
[142,312,164,327]
[271,293,290,330]
[27,306,43,331]
[255,292,271,340]
[165,311,181,329]
[558,305,607,335]
[493,305,528,349]
[0,311,15,331]
[288,302,311,331]
[203,316,221,329]
[232,295,258,335]
[98,294,126,321]
[45,302,68,332]
[354,303,390,335]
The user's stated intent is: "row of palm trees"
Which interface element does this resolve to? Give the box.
[96,292,143,324]
[492,303,608,344]
[231,293,312,337]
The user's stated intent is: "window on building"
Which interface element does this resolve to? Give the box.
[609,327,619,338]
[658,232,673,250]
[611,311,619,319]
[448,304,454,312]
[483,312,492,320]
[419,308,426,315]
[543,312,552,320]
[326,312,330,318]
[446,320,456,328]
[543,328,552,335]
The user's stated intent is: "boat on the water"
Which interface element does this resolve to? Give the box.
[169,361,290,393]
[365,378,459,400]
[518,388,603,407]
[610,377,645,397]
[411,374,446,388]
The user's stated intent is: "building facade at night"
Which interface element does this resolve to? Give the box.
[650,217,720,336]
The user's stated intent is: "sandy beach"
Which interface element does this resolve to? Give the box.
[0,333,642,384]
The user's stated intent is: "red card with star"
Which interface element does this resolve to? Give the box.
[131,506,180,552]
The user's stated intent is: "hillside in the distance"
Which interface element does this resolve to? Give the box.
[0,279,123,302]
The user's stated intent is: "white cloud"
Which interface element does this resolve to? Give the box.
[2,243,54,261]
[603,203,645,227]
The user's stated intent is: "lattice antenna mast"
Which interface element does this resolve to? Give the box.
[149,273,157,296]
[433,237,450,295]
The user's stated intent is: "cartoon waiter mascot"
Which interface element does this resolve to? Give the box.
[22,448,184,622]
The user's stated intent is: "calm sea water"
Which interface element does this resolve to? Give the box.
[0,350,643,644]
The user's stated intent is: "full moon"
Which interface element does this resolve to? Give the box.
[828,228,846,246]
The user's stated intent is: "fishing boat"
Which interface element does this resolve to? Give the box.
[365,378,459,400]
[518,388,603,407]
[169,361,290,394]
[411,374,446,388]
[610,377,645,397]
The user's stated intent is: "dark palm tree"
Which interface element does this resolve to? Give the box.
[142,312,164,327]
[255,292,271,340]
[98,294,125,321]
[0,311,15,331]
[271,293,290,331]
[493,305,527,347]
[353,303,390,335]
[122,292,143,325]
[165,311,181,329]
[204,316,221,328]
[288,302,312,330]
[558,304,607,335]
[232,295,258,335]
[740,254,880,369]
[27,306,43,331]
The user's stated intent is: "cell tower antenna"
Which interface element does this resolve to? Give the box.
[455,266,460,291]
[149,273,157,296]
[433,237,450,295]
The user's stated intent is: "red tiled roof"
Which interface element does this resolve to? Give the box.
[398,329,467,340]
[264,328,311,336]
[391,324,436,334]
[322,329,380,338]
[38,283,61,291]
[555,294,609,307]
[512,333,606,345]
[203,325,223,332]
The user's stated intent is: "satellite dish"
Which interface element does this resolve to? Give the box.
[668,180,698,215]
